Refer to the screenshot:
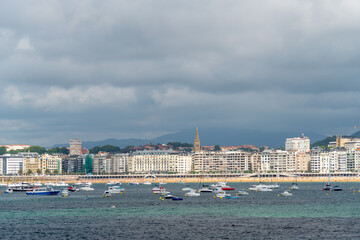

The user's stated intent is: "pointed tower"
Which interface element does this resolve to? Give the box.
[194,127,201,152]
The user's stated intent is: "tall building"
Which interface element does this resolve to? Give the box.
[285,134,310,153]
[69,139,82,155]
[0,155,23,174]
[194,127,201,153]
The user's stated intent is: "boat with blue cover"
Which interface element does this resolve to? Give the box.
[26,187,60,195]
[171,197,183,201]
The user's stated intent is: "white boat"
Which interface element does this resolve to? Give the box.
[143,181,151,185]
[199,186,213,193]
[104,190,112,197]
[182,186,194,191]
[290,183,299,190]
[164,193,174,199]
[33,182,43,187]
[80,185,94,191]
[152,186,166,194]
[61,189,70,197]
[159,181,167,185]
[108,186,125,193]
[266,183,280,189]
[55,182,68,187]
[129,181,139,185]
[216,191,230,198]
[106,181,115,186]
[185,190,200,197]
[249,184,273,192]
[237,189,249,195]
[4,188,13,193]
[281,191,293,197]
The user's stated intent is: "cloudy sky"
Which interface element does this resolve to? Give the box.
[1,0,360,146]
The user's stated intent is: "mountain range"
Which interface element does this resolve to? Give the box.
[51,127,328,149]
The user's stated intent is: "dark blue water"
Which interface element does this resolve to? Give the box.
[1,182,360,239]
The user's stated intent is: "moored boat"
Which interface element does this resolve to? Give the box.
[26,187,60,196]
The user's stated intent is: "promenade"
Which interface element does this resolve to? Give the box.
[1,173,360,184]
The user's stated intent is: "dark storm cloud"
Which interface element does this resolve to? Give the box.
[1,0,360,145]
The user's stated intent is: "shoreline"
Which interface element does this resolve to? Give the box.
[1,176,360,184]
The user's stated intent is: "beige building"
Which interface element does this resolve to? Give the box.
[20,152,40,174]
[69,139,82,155]
[192,151,251,173]
[39,154,62,174]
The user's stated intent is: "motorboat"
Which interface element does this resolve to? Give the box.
[80,185,94,191]
[171,196,183,201]
[216,191,230,198]
[182,186,194,191]
[199,185,213,193]
[185,190,200,197]
[164,193,174,199]
[237,189,249,195]
[106,181,115,186]
[290,183,299,190]
[54,182,68,187]
[129,181,139,185]
[26,187,60,196]
[222,186,235,191]
[104,190,112,198]
[266,183,280,189]
[143,181,151,185]
[281,191,293,197]
[108,186,125,193]
[333,186,342,191]
[33,182,43,187]
[61,189,70,197]
[159,182,167,185]
[67,186,79,192]
[152,186,166,194]
[114,182,122,186]
[4,188,13,193]
[248,184,273,192]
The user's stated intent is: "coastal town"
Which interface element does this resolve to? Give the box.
[1,129,360,183]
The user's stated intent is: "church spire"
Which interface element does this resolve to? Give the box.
[194,127,201,152]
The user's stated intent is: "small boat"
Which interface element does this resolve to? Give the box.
[216,191,230,198]
[114,182,122,186]
[290,183,299,190]
[333,186,342,191]
[322,183,332,191]
[152,186,166,194]
[225,195,239,199]
[164,193,174,199]
[185,190,200,197]
[281,191,293,197]
[108,186,125,193]
[26,187,60,196]
[199,185,213,193]
[182,186,194,191]
[129,181,139,185]
[266,183,280,189]
[4,188,13,193]
[61,189,70,197]
[106,181,115,186]
[159,182,167,185]
[222,186,235,191]
[237,189,249,195]
[171,196,183,201]
[104,190,112,197]
[67,186,79,192]
[79,185,94,191]
[143,181,151,185]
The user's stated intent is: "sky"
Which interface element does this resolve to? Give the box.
[1,0,360,146]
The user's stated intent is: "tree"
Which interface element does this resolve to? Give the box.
[214,145,221,151]
[27,169,33,175]
[45,169,51,175]
[0,146,6,155]
[24,146,47,155]
[47,147,69,155]
[36,169,42,175]
[18,169,23,175]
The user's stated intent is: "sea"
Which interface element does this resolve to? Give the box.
[1,182,360,239]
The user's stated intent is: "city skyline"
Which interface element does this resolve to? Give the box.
[2,1,360,146]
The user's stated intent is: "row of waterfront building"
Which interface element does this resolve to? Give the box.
[2,133,360,175]
[2,147,360,175]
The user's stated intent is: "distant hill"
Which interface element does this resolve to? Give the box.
[310,131,360,148]
[50,128,326,149]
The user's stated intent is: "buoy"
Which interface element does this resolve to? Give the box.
[326,193,328,196]
[213,196,215,198]
[220,197,222,199]
[277,194,280,197]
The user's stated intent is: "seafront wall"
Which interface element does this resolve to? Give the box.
[1,175,360,183]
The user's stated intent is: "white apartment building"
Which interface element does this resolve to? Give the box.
[113,153,129,173]
[0,155,23,174]
[261,149,287,172]
[285,135,310,153]
[192,151,251,173]
[310,149,359,173]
